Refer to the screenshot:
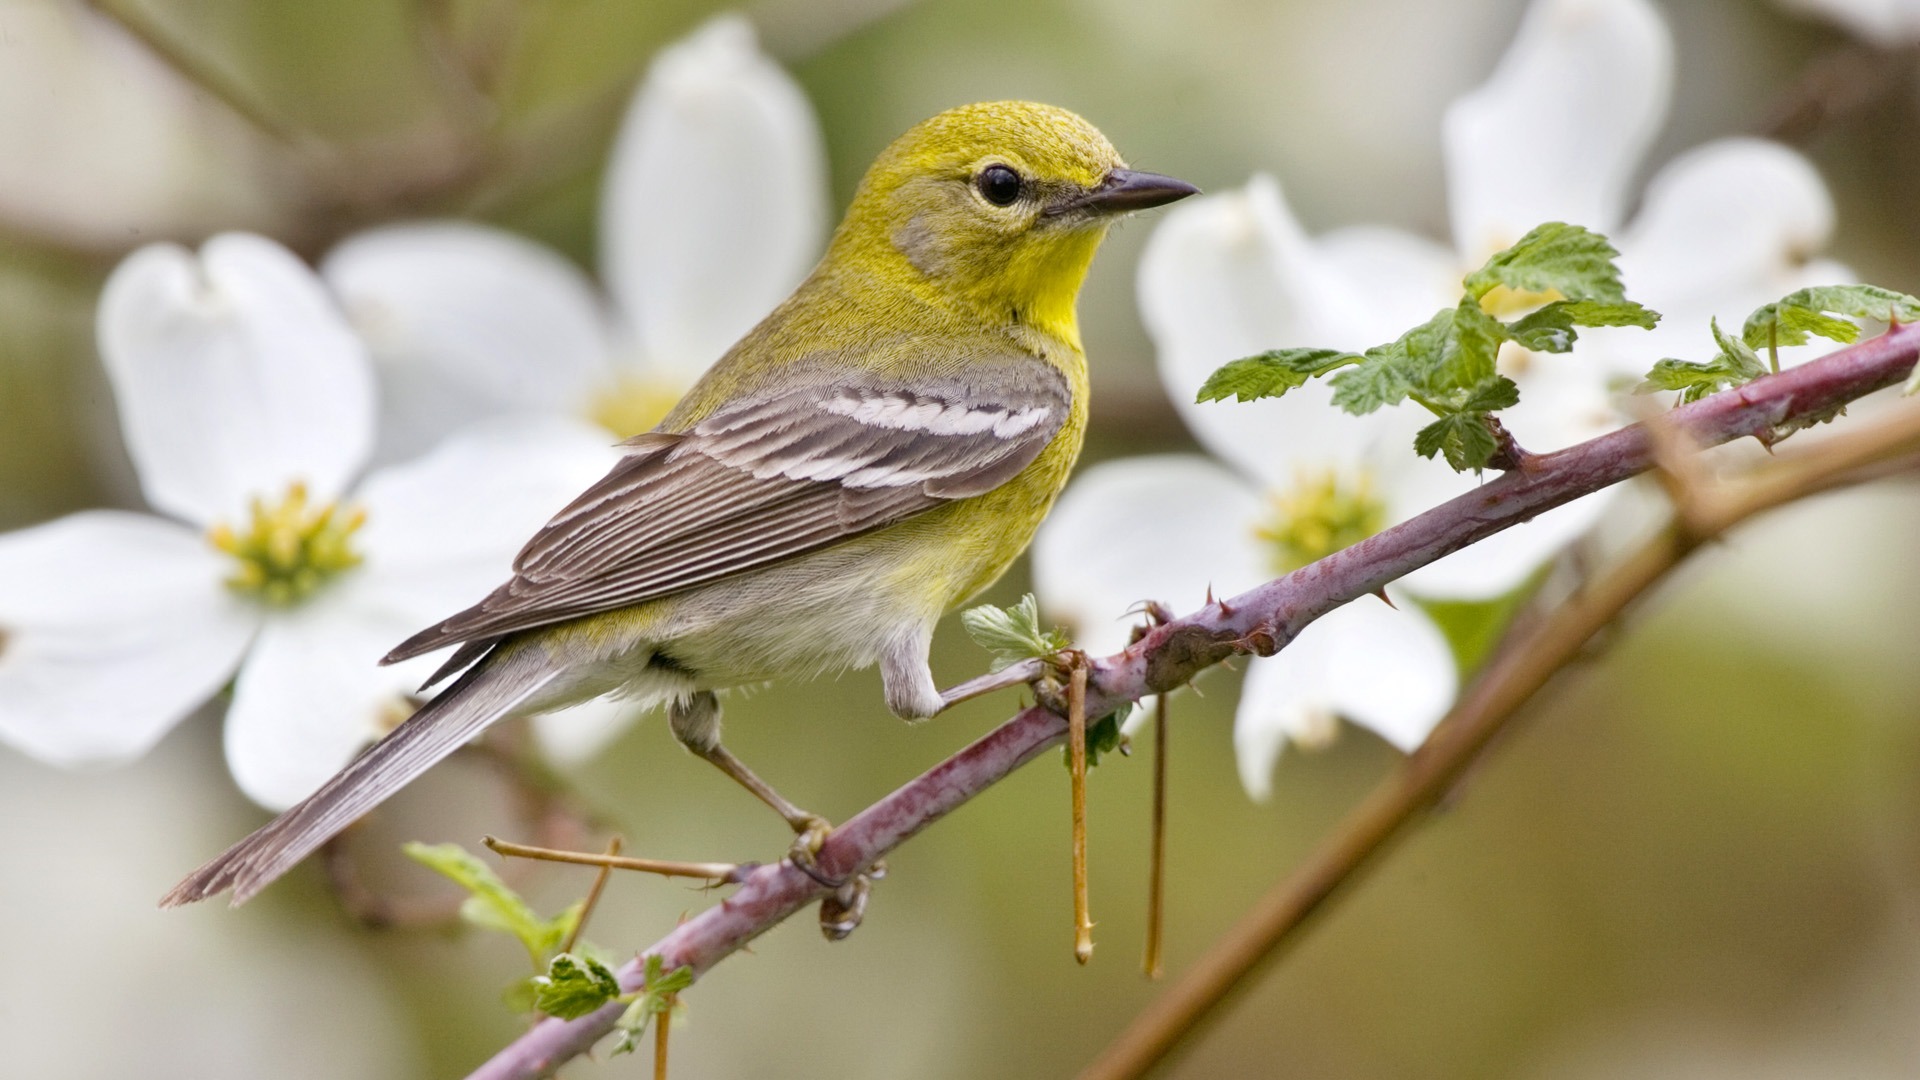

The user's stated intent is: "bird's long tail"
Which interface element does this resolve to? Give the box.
[161,641,561,908]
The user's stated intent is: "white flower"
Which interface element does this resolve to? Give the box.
[0,1,281,245]
[1153,0,1845,601]
[0,234,618,810]
[1035,0,1848,800]
[317,14,826,762]
[1034,451,1459,802]
[321,14,828,461]
[1777,0,1920,45]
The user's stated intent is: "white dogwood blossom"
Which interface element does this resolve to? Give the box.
[1035,0,1848,800]
[317,15,827,761]
[0,234,618,809]
[322,15,828,459]
[0,1,281,244]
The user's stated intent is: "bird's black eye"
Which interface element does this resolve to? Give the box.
[976,164,1023,207]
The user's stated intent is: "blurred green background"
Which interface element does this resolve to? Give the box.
[6,1,1920,1077]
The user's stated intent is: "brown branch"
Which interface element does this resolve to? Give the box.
[1079,385,1920,1080]
[463,324,1920,1080]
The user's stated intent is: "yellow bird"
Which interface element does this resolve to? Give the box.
[164,100,1196,907]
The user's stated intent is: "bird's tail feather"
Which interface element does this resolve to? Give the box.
[160,642,560,908]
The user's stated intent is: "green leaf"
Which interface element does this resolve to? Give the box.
[1742,284,1920,355]
[404,842,570,967]
[610,955,697,1057]
[1639,358,1728,404]
[1441,299,1505,390]
[1195,348,1364,404]
[534,953,623,1020]
[1507,299,1660,353]
[1063,704,1133,770]
[1462,222,1627,304]
[1328,309,1451,414]
[1638,317,1768,404]
[1461,376,1520,413]
[962,593,1070,671]
[1413,412,1499,472]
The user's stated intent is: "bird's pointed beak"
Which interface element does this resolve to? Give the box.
[1063,168,1201,216]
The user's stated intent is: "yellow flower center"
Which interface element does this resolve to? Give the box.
[1478,284,1563,318]
[1256,469,1388,574]
[589,373,687,439]
[208,481,366,606]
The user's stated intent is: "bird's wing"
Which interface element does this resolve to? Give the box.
[384,360,1071,666]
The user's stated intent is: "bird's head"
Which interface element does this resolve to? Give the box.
[830,101,1197,343]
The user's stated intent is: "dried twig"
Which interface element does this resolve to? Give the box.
[1068,661,1094,965]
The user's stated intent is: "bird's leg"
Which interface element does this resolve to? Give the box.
[668,692,834,869]
[880,625,944,720]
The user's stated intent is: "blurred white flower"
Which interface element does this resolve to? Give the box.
[0,1,283,245]
[1033,454,1458,801]
[1035,0,1846,798]
[322,14,828,461]
[318,14,826,762]
[0,233,618,809]
[1776,0,1920,46]
[1,740,426,1079]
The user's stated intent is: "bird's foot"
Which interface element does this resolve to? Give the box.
[784,813,836,882]
[818,860,887,940]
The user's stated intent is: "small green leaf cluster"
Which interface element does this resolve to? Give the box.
[1081,704,1131,768]
[533,952,624,1019]
[962,594,1135,766]
[1641,285,1920,403]
[405,841,687,1029]
[607,954,697,1056]
[403,842,581,969]
[1197,223,1659,471]
[962,593,1071,671]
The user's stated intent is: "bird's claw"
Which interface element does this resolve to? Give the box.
[818,860,887,941]
[784,813,838,886]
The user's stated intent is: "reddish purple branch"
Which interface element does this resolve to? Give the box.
[466,323,1920,1080]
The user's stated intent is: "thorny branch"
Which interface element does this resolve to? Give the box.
[1079,361,1920,1080]
[466,323,1920,1080]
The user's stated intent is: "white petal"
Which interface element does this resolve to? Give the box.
[1032,456,1270,657]
[1316,225,1463,331]
[322,222,617,461]
[0,3,280,245]
[98,234,376,527]
[1233,598,1457,800]
[1617,138,1836,318]
[1444,0,1672,262]
[353,416,621,625]
[1406,481,1616,601]
[1138,177,1405,488]
[601,15,827,383]
[0,511,257,766]
[1605,139,1850,375]
[225,592,431,810]
[532,695,646,766]
[1779,0,1920,45]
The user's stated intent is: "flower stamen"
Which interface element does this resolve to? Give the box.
[1257,469,1388,573]
[209,481,367,606]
